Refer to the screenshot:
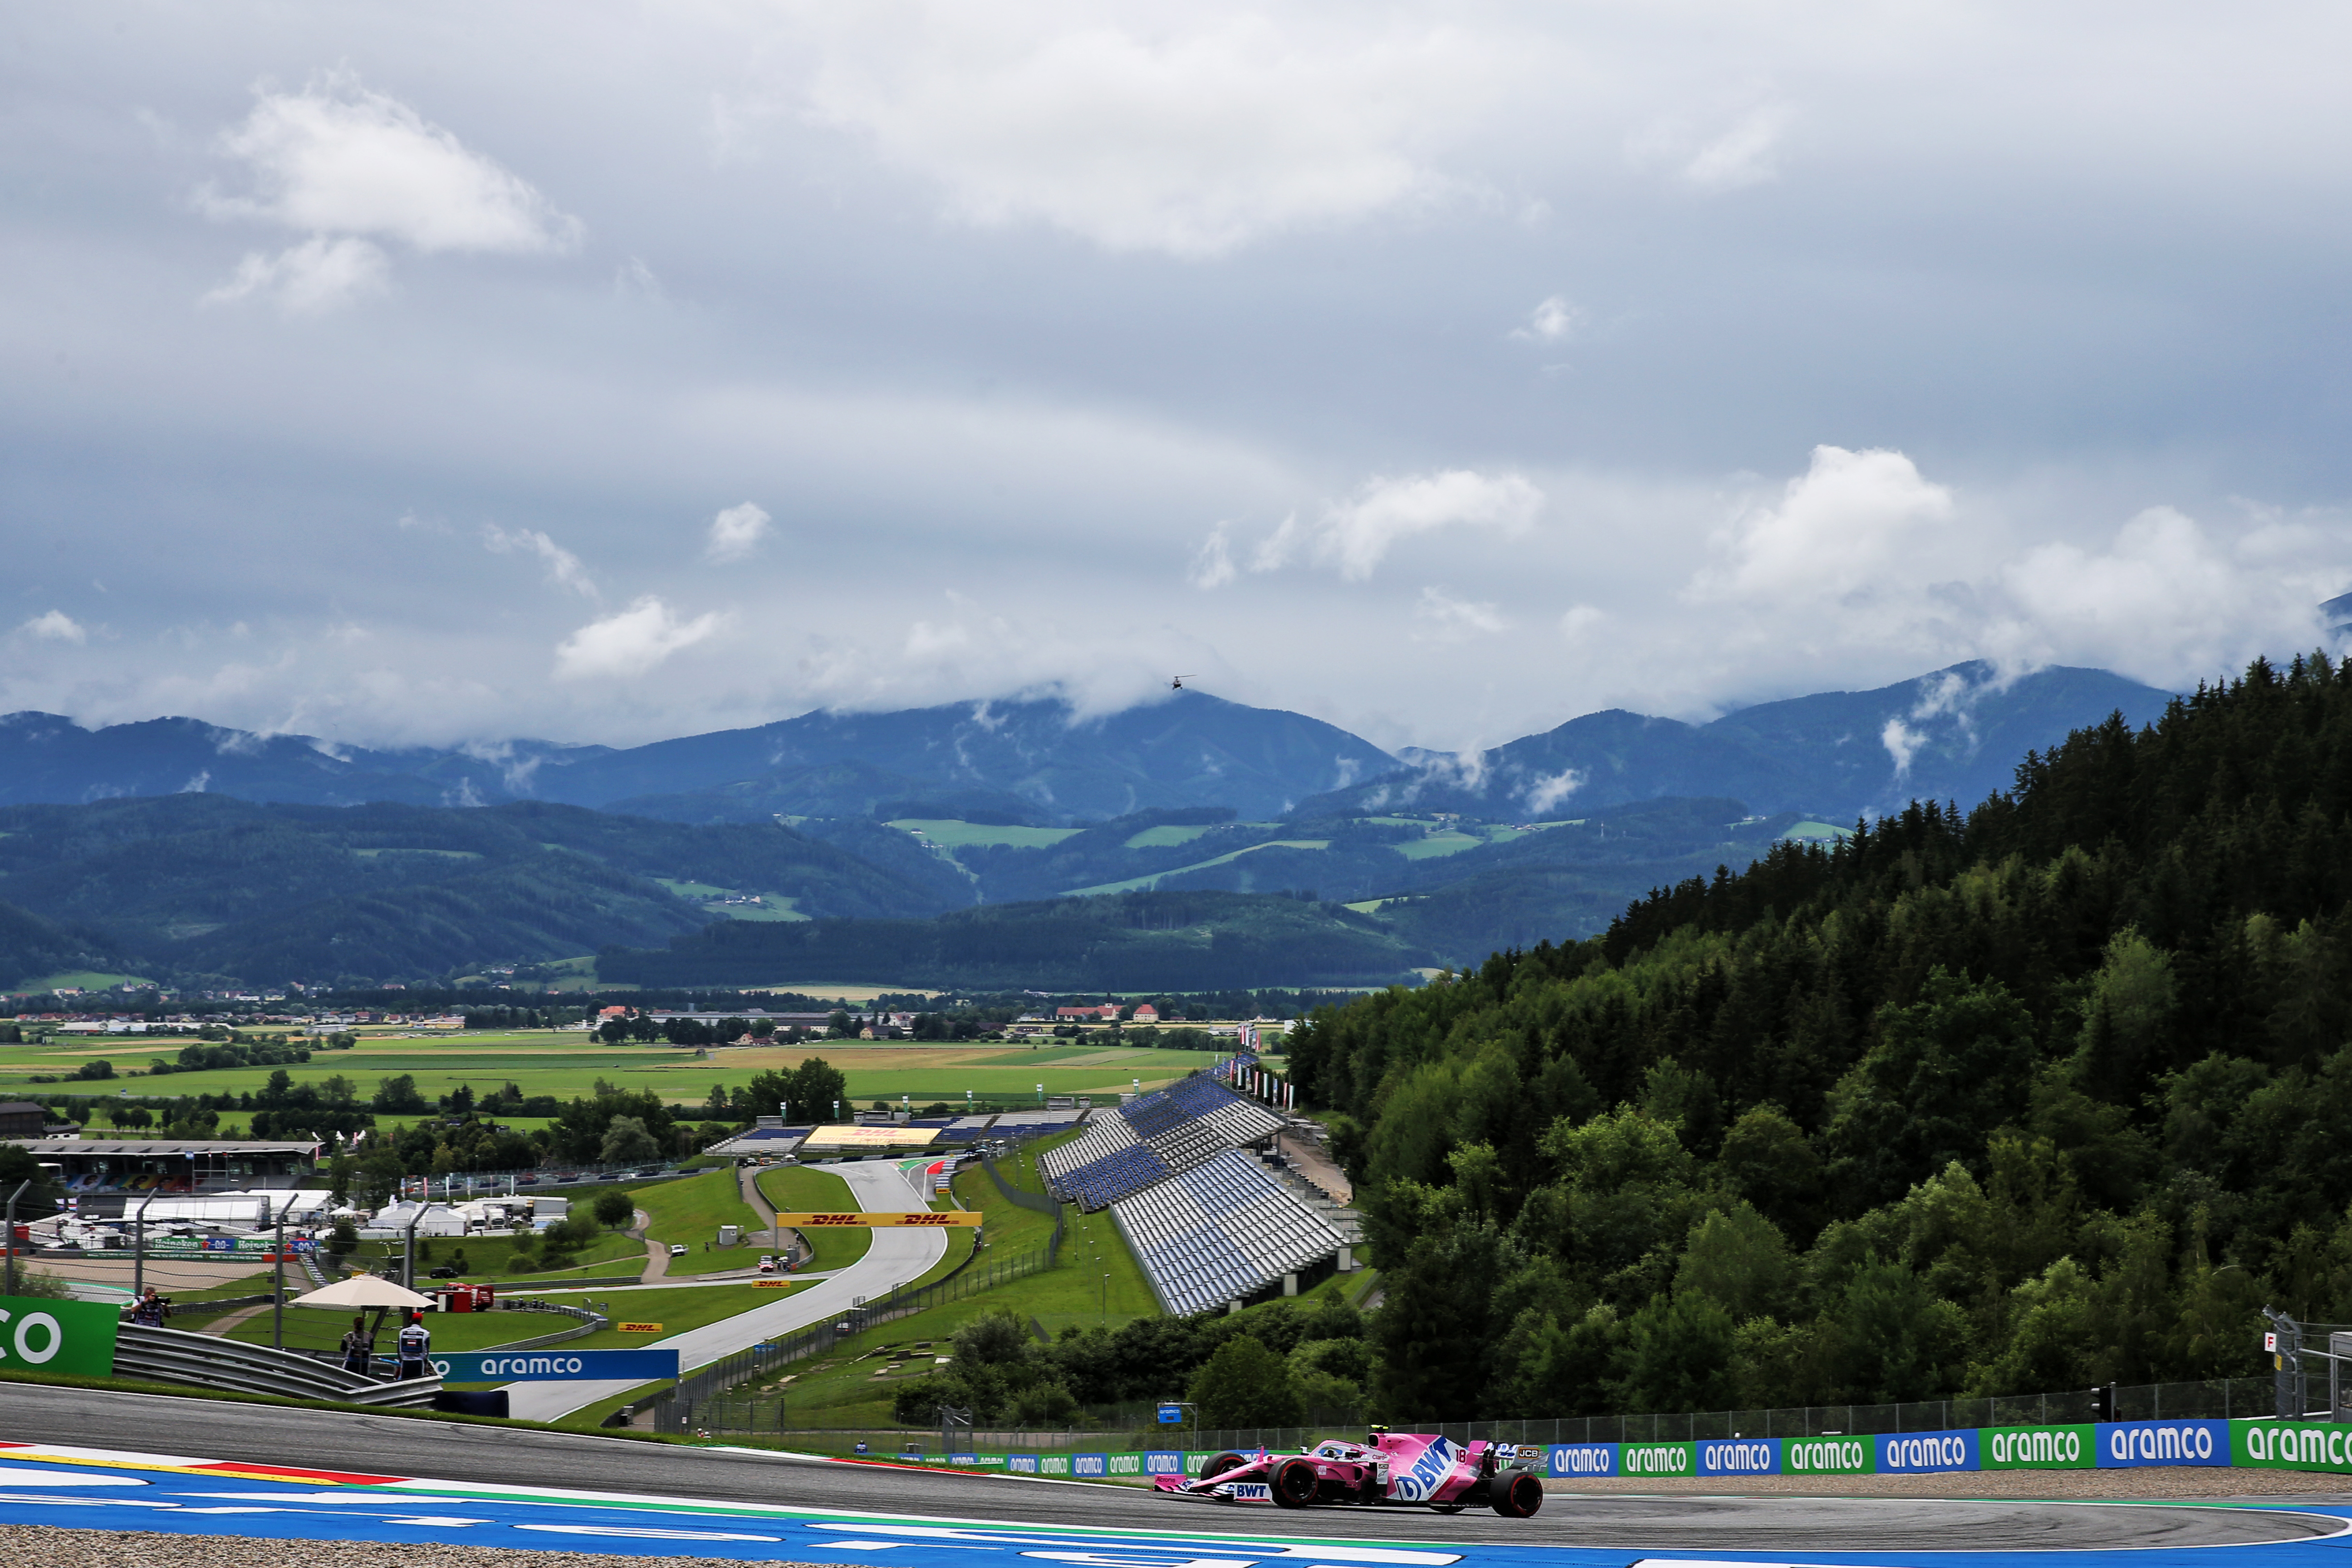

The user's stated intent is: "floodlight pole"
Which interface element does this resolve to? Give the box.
[130,1186,162,1299]
[3,1179,28,1298]
[273,1205,287,1349]
[404,1202,425,1289]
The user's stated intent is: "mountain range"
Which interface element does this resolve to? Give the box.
[0,661,2188,991]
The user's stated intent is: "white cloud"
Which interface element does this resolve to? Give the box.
[17,611,87,644]
[1250,514,1303,573]
[1521,767,1584,815]
[1188,522,1237,588]
[706,501,774,562]
[202,235,391,315]
[1513,295,1583,343]
[794,6,1509,257]
[1697,445,1955,603]
[1881,717,1921,777]
[1992,507,2326,682]
[1412,586,1510,642]
[553,597,725,680]
[483,525,598,599]
[1681,103,1794,192]
[1317,470,1541,581]
[200,71,578,309]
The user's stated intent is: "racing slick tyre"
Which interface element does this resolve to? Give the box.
[1270,1457,1321,1509]
[1199,1453,1249,1482]
[1490,1471,1545,1518]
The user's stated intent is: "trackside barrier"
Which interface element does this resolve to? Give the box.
[113,1323,441,1408]
[811,1425,2352,1483]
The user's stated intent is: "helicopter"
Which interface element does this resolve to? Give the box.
[1170,675,1196,690]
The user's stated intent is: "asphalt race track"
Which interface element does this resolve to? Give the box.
[1,1384,2347,1568]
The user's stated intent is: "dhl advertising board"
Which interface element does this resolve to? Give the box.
[774,1211,982,1227]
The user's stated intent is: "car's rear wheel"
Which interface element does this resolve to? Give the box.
[1270,1457,1321,1509]
[1198,1452,1248,1482]
[1490,1472,1545,1518]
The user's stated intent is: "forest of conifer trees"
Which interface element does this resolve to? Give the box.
[1288,653,2352,1420]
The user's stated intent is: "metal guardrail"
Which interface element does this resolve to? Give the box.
[979,1154,1064,1264]
[114,1323,442,1408]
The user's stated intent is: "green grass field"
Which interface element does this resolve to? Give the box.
[754,1166,872,1271]
[0,1032,1226,1111]
[887,819,1082,849]
[635,1167,769,1274]
[1065,839,1331,896]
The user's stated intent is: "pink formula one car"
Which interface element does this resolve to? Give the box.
[1152,1429,1546,1517]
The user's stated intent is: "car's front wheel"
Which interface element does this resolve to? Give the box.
[1199,1452,1249,1482]
[1270,1458,1321,1509]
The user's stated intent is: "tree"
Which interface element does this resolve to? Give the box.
[600,1116,661,1166]
[1188,1334,1303,1429]
[592,1188,637,1229]
[372,1074,429,1114]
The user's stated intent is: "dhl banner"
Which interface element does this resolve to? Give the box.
[774,1211,982,1227]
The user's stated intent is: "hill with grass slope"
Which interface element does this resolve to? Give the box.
[0,795,951,987]
[596,889,1436,992]
[1284,654,2349,1422]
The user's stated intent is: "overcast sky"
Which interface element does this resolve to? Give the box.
[6,1,2352,755]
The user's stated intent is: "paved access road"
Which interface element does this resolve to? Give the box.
[504,1160,948,1421]
[0,1384,2336,1554]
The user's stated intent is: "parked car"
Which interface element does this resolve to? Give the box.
[427,1265,459,1279]
[757,1255,778,1274]
[669,1242,688,1257]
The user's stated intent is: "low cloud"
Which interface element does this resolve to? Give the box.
[484,525,598,600]
[1413,586,1510,642]
[202,235,391,315]
[201,70,579,311]
[1696,445,1955,604]
[1318,470,1541,581]
[796,9,1505,258]
[553,598,726,680]
[1188,522,1236,588]
[1521,767,1584,815]
[1512,295,1583,343]
[1633,101,1795,193]
[706,502,774,563]
[17,611,88,644]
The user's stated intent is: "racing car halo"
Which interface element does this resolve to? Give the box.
[1152,1428,1546,1516]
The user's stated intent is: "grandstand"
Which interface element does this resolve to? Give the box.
[1040,1075,1283,1210]
[1110,1150,1348,1316]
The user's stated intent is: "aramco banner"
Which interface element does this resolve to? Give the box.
[0,1293,118,1378]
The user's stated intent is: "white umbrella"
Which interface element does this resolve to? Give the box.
[290,1275,435,1310]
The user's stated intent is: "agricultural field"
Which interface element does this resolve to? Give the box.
[0,1030,1228,1112]
[887,819,1082,849]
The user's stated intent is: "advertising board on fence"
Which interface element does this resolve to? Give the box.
[0,1293,118,1378]
[1548,1443,1616,1477]
[1876,1429,1980,1474]
[2233,1420,2352,1470]
[1619,1441,1695,1477]
[1983,1425,2095,1469]
[1783,1437,1873,1475]
[1696,1439,1779,1477]
[431,1349,680,1382]
[2101,1420,2228,1467]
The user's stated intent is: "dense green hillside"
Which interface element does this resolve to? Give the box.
[0,796,951,985]
[597,889,1435,991]
[0,899,132,990]
[1289,654,2350,1421]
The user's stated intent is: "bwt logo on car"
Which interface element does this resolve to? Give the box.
[1990,1429,2082,1465]
[1622,1446,1691,1475]
[1785,1439,1868,1474]
[1391,1438,1458,1500]
[1548,1444,1614,1476]
[1698,1441,1776,1475]
[1881,1433,1975,1471]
